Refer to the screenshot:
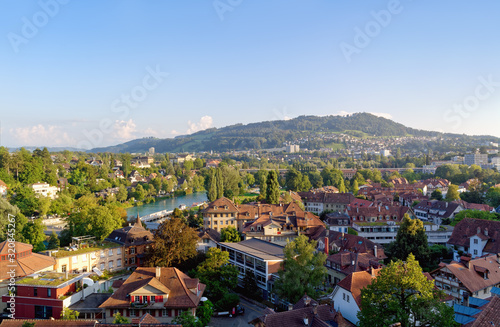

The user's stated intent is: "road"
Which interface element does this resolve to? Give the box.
[208,298,266,327]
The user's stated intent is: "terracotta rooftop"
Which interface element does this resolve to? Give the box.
[447,218,500,255]
[0,241,55,281]
[99,267,205,309]
[464,295,500,327]
[106,215,154,247]
[336,269,381,307]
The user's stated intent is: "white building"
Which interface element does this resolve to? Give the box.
[30,182,59,199]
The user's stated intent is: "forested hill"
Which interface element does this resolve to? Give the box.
[89,113,459,153]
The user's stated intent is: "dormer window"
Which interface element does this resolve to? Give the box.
[224,205,228,210]
[214,206,218,210]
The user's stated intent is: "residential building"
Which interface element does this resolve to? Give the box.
[0,180,7,196]
[491,157,500,171]
[106,216,154,268]
[330,269,381,326]
[197,228,220,253]
[169,154,193,166]
[299,191,355,214]
[249,294,350,327]
[340,169,357,179]
[447,218,500,259]
[202,197,239,232]
[454,294,500,326]
[1,271,90,319]
[431,254,500,304]
[413,200,463,225]
[324,211,351,233]
[464,153,489,166]
[285,144,300,153]
[0,241,55,311]
[99,267,205,323]
[453,200,494,212]
[30,182,59,199]
[205,159,221,168]
[242,201,324,245]
[325,251,383,287]
[219,238,284,299]
[50,241,124,274]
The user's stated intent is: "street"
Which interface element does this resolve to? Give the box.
[207,298,267,327]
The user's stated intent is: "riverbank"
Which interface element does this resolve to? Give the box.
[126,192,208,218]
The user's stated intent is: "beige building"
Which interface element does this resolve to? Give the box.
[30,182,59,199]
[49,242,124,274]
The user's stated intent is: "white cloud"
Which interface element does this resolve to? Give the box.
[113,119,136,140]
[9,124,76,146]
[186,116,213,134]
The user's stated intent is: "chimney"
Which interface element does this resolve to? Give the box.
[303,317,309,325]
[288,303,294,311]
[304,295,311,306]
[446,202,448,208]
[65,270,68,280]
[155,267,161,278]
[324,237,329,255]
[477,227,481,234]
[312,302,318,315]
[374,245,378,258]
[370,266,375,277]
[484,228,488,236]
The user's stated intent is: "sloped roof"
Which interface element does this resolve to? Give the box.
[0,241,55,281]
[327,251,383,276]
[447,218,500,254]
[106,216,154,247]
[464,296,500,327]
[249,304,340,327]
[203,197,239,213]
[99,267,205,309]
[337,269,381,307]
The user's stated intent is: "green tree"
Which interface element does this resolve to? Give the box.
[22,322,35,327]
[273,235,327,303]
[352,180,359,196]
[172,311,197,327]
[266,170,280,204]
[195,247,239,302]
[338,178,346,193]
[485,187,500,208]
[451,210,500,226]
[285,168,303,191]
[430,189,443,200]
[196,299,214,326]
[67,204,123,241]
[388,214,429,264]
[207,168,217,202]
[47,231,60,250]
[0,198,28,242]
[146,218,198,267]
[116,184,128,202]
[357,254,455,327]
[112,312,130,324]
[256,170,267,199]
[445,184,460,201]
[10,186,40,217]
[220,226,241,242]
[22,219,46,252]
[60,307,80,320]
[216,168,224,199]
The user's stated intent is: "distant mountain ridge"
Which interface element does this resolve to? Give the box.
[89,113,497,153]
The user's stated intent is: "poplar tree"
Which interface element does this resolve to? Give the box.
[266,170,280,204]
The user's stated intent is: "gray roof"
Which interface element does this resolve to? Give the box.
[220,238,285,261]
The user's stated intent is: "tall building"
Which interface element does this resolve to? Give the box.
[148,147,155,156]
[464,153,488,166]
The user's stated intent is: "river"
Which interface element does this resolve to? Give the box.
[126,192,208,219]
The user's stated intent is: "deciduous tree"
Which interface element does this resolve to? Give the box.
[445,184,460,201]
[357,254,455,327]
[273,235,327,303]
[146,218,198,268]
[220,226,241,242]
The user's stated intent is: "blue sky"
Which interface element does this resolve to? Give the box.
[1,0,500,149]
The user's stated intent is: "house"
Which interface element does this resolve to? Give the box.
[330,268,381,325]
[99,267,205,323]
[430,254,500,303]
[413,200,463,225]
[453,200,494,212]
[169,154,193,166]
[421,178,451,196]
[106,216,154,268]
[30,182,59,199]
[0,241,55,311]
[299,191,355,214]
[249,294,352,327]
[0,315,181,326]
[205,159,221,168]
[324,211,351,233]
[447,218,500,258]
[128,170,146,184]
[341,169,357,179]
[242,201,324,245]
[325,251,383,286]
[197,228,220,253]
[1,271,91,319]
[0,180,8,196]
[202,197,239,232]
[57,177,68,190]
[219,238,284,299]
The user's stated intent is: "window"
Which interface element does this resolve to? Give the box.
[474,250,478,255]
[162,309,167,317]
[117,248,122,255]
[47,288,51,297]
[150,296,155,302]
[109,249,114,256]
[117,259,122,267]
[474,239,478,244]
[100,263,105,270]
[130,248,135,254]
[100,251,105,258]
[130,309,136,317]
[61,265,67,272]
[34,288,38,297]
[82,254,87,262]
[134,296,140,302]
[72,256,78,263]
[131,257,136,264]
[109,261,113,269]
[35,305,52,319]
[143,295,148,303]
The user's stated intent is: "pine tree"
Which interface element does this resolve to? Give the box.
[266,170,280,204]
[391,214,429,263]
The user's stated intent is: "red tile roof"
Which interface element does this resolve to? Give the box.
[447,218,500,255]
[337,269,381,307]
[0,241,55,281]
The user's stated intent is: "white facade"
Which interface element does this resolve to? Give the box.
[304,201,324,214]
[331,286,360,325]
[31,182,59,199]
[469,235,488,258]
